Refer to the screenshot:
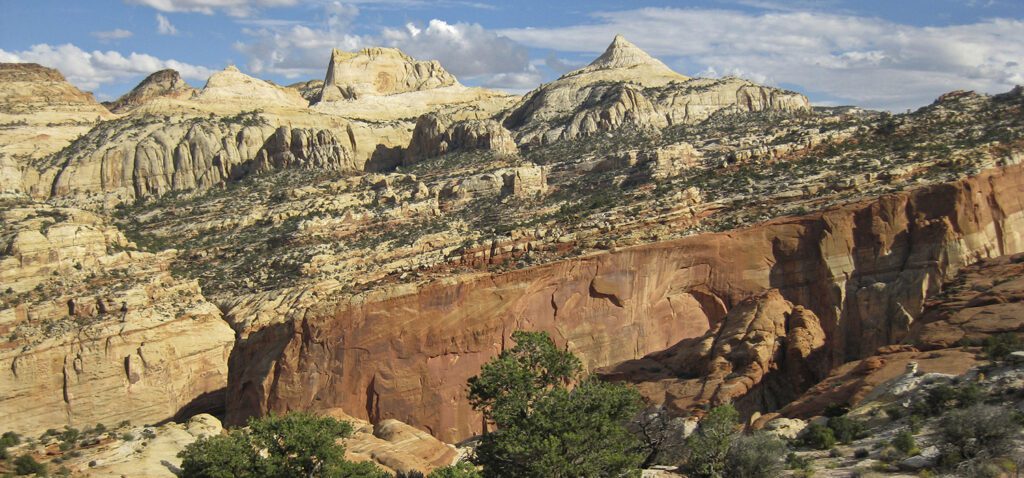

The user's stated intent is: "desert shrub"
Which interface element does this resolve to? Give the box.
[723,432,786,478]
[938,404,1020,468]
[802,423,836,450]
[912,382,982,417]
[891,430,917,455]
[828,416,865,443]
[1,431,20,448]
[983,333,1023,360]
[427,462,481,478]
[683,404,740,478]
[121,433,134,442]
[823,403,851,417]
[854,448,870,459]
[14,454,47,476]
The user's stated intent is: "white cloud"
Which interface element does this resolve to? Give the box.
[498,8,1024,110]
[124,0,298,17]
[235,6,535,87]
[156,14,179,35]
[91,29,134,41]
[0,43,214,91]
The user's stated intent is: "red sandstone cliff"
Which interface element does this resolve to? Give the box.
[226,164,1024,443]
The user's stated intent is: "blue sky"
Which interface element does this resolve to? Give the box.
[1,0,1022,110]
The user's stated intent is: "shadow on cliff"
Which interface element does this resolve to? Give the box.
[223,320,296,427]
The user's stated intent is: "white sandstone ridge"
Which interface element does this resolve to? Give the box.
[197,65,307,108]
[317,47,458,101]
[103,68,196,113]
[565,34,688,86]
[503,35,811,144]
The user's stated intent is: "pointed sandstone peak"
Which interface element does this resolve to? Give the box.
[317,46,458,102]
[587,34,661,70]
[562,35,688,84]
[104,69,196,113]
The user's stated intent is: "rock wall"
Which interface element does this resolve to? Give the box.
[0,206,235,436]
[405,113,517,165]
[226,164,1024,443]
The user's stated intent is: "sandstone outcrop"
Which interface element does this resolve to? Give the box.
[502,36,810,144]
[196,65,307,108]
[250,126,359,174]
[0,205,234,436]
[103,69,196,113]
[907,253,1024,348]
[225,162,1024,442]
[598,289,828,416]
[405,113,518,164]
[48,118,278,204]
[438,163,547,203]
[318,48,457,102]
[287,79,325,103]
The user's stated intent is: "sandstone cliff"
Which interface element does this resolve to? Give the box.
[502,36,810,144]
[225,163,1024,442]
[405,113,518,165]
[0,205,234,436]
[318,47,457,102]
[103,69,196,113]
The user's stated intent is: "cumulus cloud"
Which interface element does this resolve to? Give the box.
[91,29,134,41]
[124,0,298,17]
[0,43,214,91]
[156,14,179,35]
[235,5,535,89]
[498,8,1024,110]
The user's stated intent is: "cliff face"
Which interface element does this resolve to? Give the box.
[225,163,1024,443]
[0,206,234,436]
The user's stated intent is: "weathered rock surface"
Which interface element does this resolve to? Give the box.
[405,113,518,164]
[599,289,828,416]
[502,36,810,144]
[103,69,196,113]
[0,206,234,436]
[225,163,1024,442]
[196,65,307,108]
[322,408,458,474]
[0,63,113,194]
[250,126,359,174]
[318,48,457,102]
[907,253,1024,348]
[287,79,325,103]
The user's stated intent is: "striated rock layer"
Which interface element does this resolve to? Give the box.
[226,163,1024,443]
[0,206,234,436]
[318,47,457,102]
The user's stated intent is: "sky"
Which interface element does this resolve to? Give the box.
[0,0,1022,110]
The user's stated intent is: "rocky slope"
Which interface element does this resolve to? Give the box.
[102,69,196,113]
[0,63,112,196]
[0,206,234,436]
[502,36,810,144]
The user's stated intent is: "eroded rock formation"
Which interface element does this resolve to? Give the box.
[226,164,1024,442]
[103,69,196,113]
[502,36,810,144]
[405,113,518,165]
[0,206,234,436]
[318,48,457,102]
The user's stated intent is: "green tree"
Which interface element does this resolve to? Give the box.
[683,404,740,478]
[801,424,836,450]
[428,462,482,478]
[467,331,644,478]
[178,412,387,478]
